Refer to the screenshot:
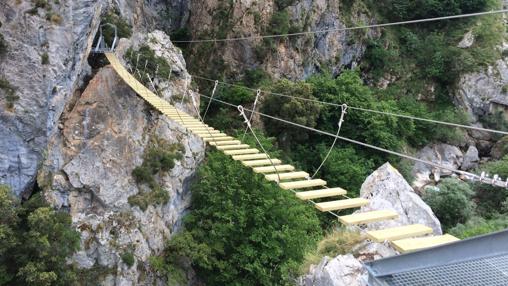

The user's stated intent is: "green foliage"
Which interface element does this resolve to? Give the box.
[0,186,80,286]
[0,77,18,109]
[129,138,183,211]
[125,45,172,85]
[274,0,298,9]
[473,156,508,217]
[243,68,270,88]
[41,52,50,65]
[423,178,475,230]
[300,229,362,274]
[374,0,490,21]
[163,151,322,285]
[269,10,290,35]
[218,85,255,106]
[314,146,375,197]
[449,214,508,239]
[121,252,135,268]
[262,79,321,150]
[0,34,7,57]
[102,11,132,43]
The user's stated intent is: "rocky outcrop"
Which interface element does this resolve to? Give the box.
[184,0,379,79]
[462,145,480,170]
[491,135,508,159]
[0,0,104,197]
[412,144,464,190]
[455,57,508,123]
[299,163,440,286]
[37,30,204,284]
[360,162,442,235]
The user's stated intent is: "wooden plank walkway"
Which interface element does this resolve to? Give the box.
[105,52,460,254]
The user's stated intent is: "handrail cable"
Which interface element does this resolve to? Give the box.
[198,92,508,188]
[192,75,508,136]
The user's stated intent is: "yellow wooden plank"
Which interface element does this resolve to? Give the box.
[315,198,369,212]
[366,224,433,243]
[188,127,217,132]
[216,144,250,150]
[183,124,209,128]
[392,234,460,253]
[203,137,235,142]
[338,210,399,225]
[193,131,221,136]
[295,187,347,200]
[252,165,295,173]
[223,149,260,155]
[210,140,242,146]
[232,153,269,160]
[265,171,309,182]
[199,133,229,138]
[242,159,282,167]
[279,179,327,190]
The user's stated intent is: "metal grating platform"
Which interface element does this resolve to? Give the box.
[384,253,508,286]
[365,229,508,286]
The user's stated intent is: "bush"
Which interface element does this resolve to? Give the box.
[125,45,172,85]
[128,139,183,210]
[473,156,508,217]
[0,77,18,109]
[102,11,132,43]
[449,214,508,239]
[163,151,322,285]
[41,52,50,65]
[0,185,81,285]
[300,229,362,274]
[423,178,475,230]
[0,34,7,56]
[121,252,135,268]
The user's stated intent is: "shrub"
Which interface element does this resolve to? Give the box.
[101,11,132,43]
[41,52,50,65]
[0,34,7,56]
[449,214,508,239]
[121,252,135,268]
[423,178,475,230]
[163,151,322,285]
[300,229,362,274]
[128,139,183,211]
[0,185,81,285]
[0,77,18,109]
[473,156,508,217]
[125,45,172,85]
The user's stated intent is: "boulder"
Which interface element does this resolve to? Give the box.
[361,163,442,235]
[461,146,480,170]
[298,242,396,286]
[491,136,508,159]
[457,30,475,48]
[412,144,463,189]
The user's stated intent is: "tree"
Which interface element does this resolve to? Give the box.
[261,79,321,150]
[423,178,475,230]
[0,186,80,286]
[163,151,322,285]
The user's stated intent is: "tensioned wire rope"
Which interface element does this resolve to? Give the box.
[172,9,508,43]
[197,92,508,188]
[192,75,508,136]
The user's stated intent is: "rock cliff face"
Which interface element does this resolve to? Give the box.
[182,0,378,79]
[1,1,204,284]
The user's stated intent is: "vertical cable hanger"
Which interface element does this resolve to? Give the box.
[201,80,219,121]
[242,89,261,140]
[238,105,281,183]
[311,104,348,179]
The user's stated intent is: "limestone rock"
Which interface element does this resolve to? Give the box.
[299,255,365,286]
[412,144,464,189]
[455,58,508,122]
[41,32,205,285]
[298,242,396,286]
[461,145,480,170]
[361,163,442,235]
[491,136,508,159]
[458,30,475,48]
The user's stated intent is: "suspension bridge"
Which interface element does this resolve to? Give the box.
[104,52,460,253]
